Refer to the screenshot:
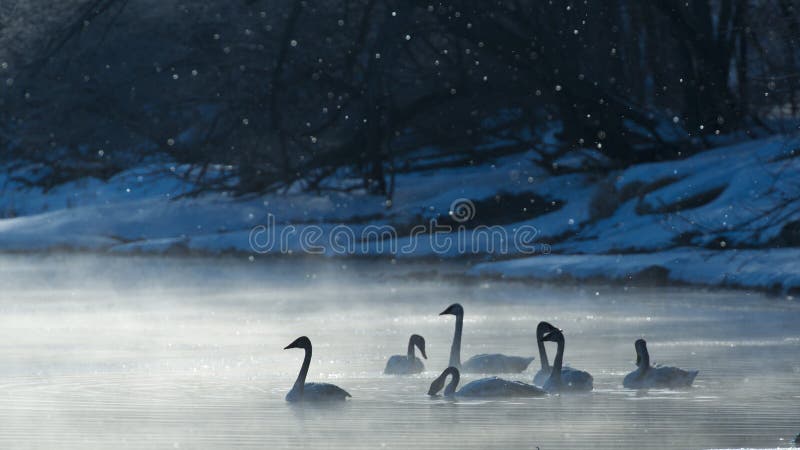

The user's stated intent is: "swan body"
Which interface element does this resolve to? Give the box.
[462,354,535,374]
[440,303,534,374]
[284,336,351,402]
[458,377,546,397]
[623,365,698,389]
[286,382,351,402]
[533,366,593,388]
[384,334,427,375]
[384,355,425,374]
[534,322,593,391]
[428,367,546,398]
[623,339,698,389]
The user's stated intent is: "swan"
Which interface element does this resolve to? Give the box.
[623,338,698,389]
[384,334,427,375]
[440,303,534,373]
[539,325,593,392]
[533,322,593,389]
[284,336,351,402]
[428,366,546,398]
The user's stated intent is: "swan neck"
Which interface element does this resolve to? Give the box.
[537,332,549,371]
[407,337,415,360]
[444,368,460,396]
[639,344,650,369]
[449,313,463,369]
[552,335,565,379]
[294,344,312,394]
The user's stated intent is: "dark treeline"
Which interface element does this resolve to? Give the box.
[1,0,798,198]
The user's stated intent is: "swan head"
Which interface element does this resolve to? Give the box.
[537,321,557,339]
[410,334,428,359]
[541,326,564,342]
[284,336,311,350]
[439,303,464,316]
[428,373,446,396]
[634,339,647,366]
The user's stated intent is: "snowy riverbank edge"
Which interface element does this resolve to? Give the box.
[2,134,799,293]
[1,246,798,296]
[468,248,800,296]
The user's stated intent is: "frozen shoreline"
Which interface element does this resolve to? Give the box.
[2,247,799,297]
[469,248,800,295]
[2,135,799,293]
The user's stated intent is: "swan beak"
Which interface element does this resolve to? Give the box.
[420,347,428,359]
[439,307,452,315]
[284,343,296,350]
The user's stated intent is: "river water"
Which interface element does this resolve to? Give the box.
[0,255,797,449]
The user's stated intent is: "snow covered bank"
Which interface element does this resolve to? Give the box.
[1,135,799,292]
[469,248,800,294]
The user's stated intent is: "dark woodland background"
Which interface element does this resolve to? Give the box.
[1,0,798,199]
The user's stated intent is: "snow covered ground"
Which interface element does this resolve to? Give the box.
[470,248,800,294]
[1,135,799,292]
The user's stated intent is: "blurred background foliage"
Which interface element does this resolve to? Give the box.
[1,0,798,199]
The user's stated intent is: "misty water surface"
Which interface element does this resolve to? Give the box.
[0,254,797,449]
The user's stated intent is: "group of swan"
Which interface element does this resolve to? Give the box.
[284,303,698,402]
